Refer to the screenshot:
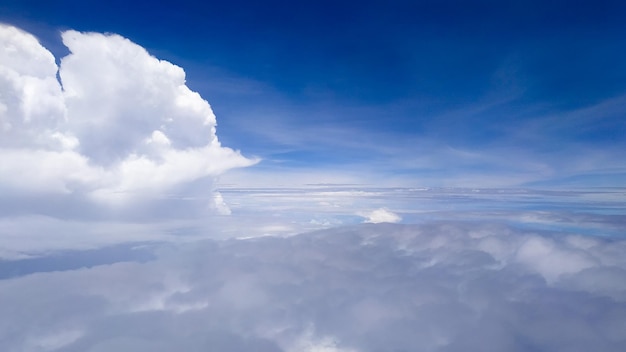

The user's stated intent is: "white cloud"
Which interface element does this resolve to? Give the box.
[360,208,401,223]
[0,24,257,219]
[0,24,66,149]
[1,222,626,351]
[212,192,232,215]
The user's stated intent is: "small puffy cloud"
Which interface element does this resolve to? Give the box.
[0,24,257,219]
[360,208,401,223]
[213,192,232,215]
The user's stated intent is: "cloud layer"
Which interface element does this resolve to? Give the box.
[0,24,256,219]
[1,222,625,351]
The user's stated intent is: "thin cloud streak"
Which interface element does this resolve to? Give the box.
[214,90,626,188]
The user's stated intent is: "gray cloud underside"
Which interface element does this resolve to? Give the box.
[2,222,626,352]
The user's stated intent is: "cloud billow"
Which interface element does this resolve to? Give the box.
[0,24,256,218]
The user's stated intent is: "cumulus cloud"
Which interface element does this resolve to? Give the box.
[2,222,625,351]
[361,208,401,223]
[0,24,256,219]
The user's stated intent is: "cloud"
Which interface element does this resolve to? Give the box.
[2,185,622,258]
[0,25,67,149]
[0,24,257,220]
[1,222,626,351]
[361,208,401,223]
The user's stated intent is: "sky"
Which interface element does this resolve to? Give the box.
[1,1,626,351]
[2,0,626,188]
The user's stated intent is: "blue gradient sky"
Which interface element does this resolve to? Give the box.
[3,5,626,350]
[2,0,626,188]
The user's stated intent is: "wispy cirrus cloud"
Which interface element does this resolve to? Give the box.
[213,87,626,189]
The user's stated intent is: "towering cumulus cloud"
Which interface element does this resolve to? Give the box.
[0,24,256,219]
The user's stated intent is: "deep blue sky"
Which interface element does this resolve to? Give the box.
[2,0,626,187]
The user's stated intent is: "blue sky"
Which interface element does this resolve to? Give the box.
[3,2,626,351]
[3,0,626,188]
